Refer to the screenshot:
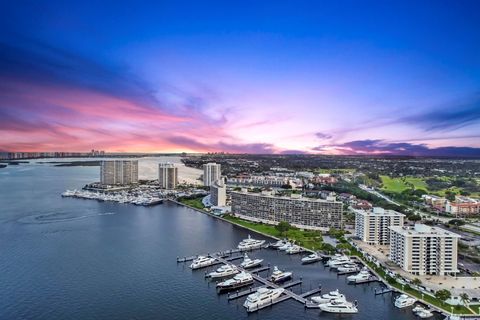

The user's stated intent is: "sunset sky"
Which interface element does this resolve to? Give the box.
[1,1,480,155]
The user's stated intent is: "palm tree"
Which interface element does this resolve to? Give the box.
[460,293,470,310]
[411,278,422,287]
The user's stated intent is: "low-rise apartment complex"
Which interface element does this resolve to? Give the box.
[354,207,404,245]
[231,190,342,231]
[389,224,460,276]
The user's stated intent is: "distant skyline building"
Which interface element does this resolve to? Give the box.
[210,178,226,206]
[203,163,221,187]
[158,163,178,189]
[100,160,138,185]
[354,207,405,245]
[389,224,460,276]
[231,190,342,231]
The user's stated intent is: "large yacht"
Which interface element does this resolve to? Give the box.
[285,245,302,254]
[216,271,254,292]
[337,264,359,273]
[189,256,216,269]
[311,289,346,304]
[240,254,263,269]
[208,264,239,279]
[394,294,416,308]
[301,252,322,264]
[319,300,359,313]
[269,266,293,283]
[243,287,285,311]
[347,268,370,283]
[417,309,434,318]
[327,255,353,267]
[237,235,265,251]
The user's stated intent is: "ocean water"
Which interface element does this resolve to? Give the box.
[0,162,441,319]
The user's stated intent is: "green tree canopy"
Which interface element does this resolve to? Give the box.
[435,289,452,303]
[275,221,292,236]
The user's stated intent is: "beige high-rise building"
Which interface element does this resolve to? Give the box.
[210,178,226,206]
[203,163,221,186]
[231,190,342,231]
[100,160,138,185]
[159,163,178,189]
[355,207,404,245]
[389,224,460,276]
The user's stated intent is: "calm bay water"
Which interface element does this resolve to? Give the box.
[0,162,441,319]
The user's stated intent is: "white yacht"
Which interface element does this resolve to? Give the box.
[311,289,346,304]
[327,255,353,267]
[237,235,265,251]
[278,242,293,251]
[337,264,359,273]
[319,300,358,314]
[270,239,287,249]
[285,245,302,254]
[347,268,370,283]
[269,266,293,283]
[418,309,434,318]
[189,256,216,269]
[208,264,239,279]
[412,305,425,314]
[301,252,322,264]
[243,287,284,311]
[216,271,254,292]
[394,294,416,308]
[240,254,263,269]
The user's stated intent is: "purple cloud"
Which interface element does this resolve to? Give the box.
[314,139,480,157]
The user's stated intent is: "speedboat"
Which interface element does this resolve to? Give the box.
[285,245,302,254]
[278,242,293,251]
[269,266,293,283]
[240,254,263,269]
[270,239,287,249]
[311,289,346,304]
[327,255,353,267]
[319,300,358,313]
[237,235,265,251]
[337,264,359,273]
[347,268,370,283]
[208,264,239,279]
[216,271,253,292]
[243,287,284,311]
[394,294,416,308]
[418,309,434,318]
[189,256,216,269]
[301,252,322,264]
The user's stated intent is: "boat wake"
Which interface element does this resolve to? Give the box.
[17,211,117,224]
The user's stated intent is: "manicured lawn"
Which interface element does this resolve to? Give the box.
[178,197,205,210]
[380,175,428,192]
[223,216,325,251]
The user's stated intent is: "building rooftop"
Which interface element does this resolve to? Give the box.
[354,207,405,217]
[389,224,461,238]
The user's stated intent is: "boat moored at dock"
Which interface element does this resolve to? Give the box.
[216,271,254,292]
[208,264,239,279]
[243,287,285,312]
[189,256,216,269]
[269,266,293,283]
[237,235,265,251]
[319,299,359,314]
[240,254,263,269]
[347,268,371,283]
[311,289,346,304]
[301,252,322,264]
[394,294,416,308]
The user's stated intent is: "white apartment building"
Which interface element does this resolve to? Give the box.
[389,224,460,276]
[210,179,226,207]
[158,163,178,189]
[354,207,405,245]
[100,160,138,185]
[203,163,221,187]
[231,190,342,231]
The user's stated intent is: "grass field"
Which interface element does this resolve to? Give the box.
[178,197,205,210]
[380,175,428,192]
[223,216,325,251]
